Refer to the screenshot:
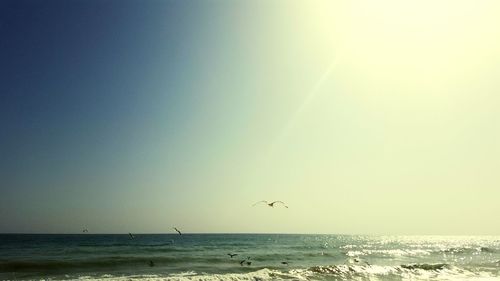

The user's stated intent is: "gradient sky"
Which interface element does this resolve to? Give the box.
[1,0,499,235]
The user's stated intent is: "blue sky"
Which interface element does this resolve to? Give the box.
[1,0,204,232]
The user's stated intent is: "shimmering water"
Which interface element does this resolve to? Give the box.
[1,234,499,280]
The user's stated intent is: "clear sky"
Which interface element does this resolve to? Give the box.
[1,0,499,235]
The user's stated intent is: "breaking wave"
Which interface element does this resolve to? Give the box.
[9,264,498,280]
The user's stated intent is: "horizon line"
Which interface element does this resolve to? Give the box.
[1,232,499,236]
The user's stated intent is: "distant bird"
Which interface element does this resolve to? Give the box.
[82,229,88,233]
[239,256,252,266]
[173,227,182,235]
[129,233,135,239]
[148,260,155,267]
[228,253,238,258]
[281,261,289,265]
[252,200,288,208]
[349,257,370,266]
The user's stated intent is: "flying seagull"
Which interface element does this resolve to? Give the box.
[239,257,251,266]
[228,253,238,258]
[129,233,136,239]
[173,227,182,235]
[82,228,88,233]
[252,200,288,208]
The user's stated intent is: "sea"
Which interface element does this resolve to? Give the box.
[0,234,499,280]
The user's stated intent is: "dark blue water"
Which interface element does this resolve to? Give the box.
[1,234,499,280]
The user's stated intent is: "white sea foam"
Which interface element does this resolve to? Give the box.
[29,265,500,281]
[67,269,305,281]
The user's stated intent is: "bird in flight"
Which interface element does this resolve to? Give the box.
[252,200,288,208]
[173,227,182,235]
[129,233,136,239]
[82,228,88,233]
[239,257,252,266]
[227,253,238,258]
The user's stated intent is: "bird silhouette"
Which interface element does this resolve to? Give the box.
[173,227,182,235]
[239,256,252,266]
[228,253,238,258]
[129,233,135,239]
[252,200,288,208]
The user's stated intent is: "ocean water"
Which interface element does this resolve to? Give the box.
[0,234,499,280]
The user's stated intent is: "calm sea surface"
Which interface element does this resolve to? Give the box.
[0,234,499,280]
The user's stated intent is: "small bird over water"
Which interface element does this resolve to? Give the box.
[252,200,288,208]
[82,229,88,233]
[239,257,251,266]
[173,227,182,235]
[129,233,135,239]
[281,261,289,265]
[227,253,238,258]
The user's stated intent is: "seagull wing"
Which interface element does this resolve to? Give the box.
[252,200,268,207]
[173,227,182,235]
[271,201,288,208]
